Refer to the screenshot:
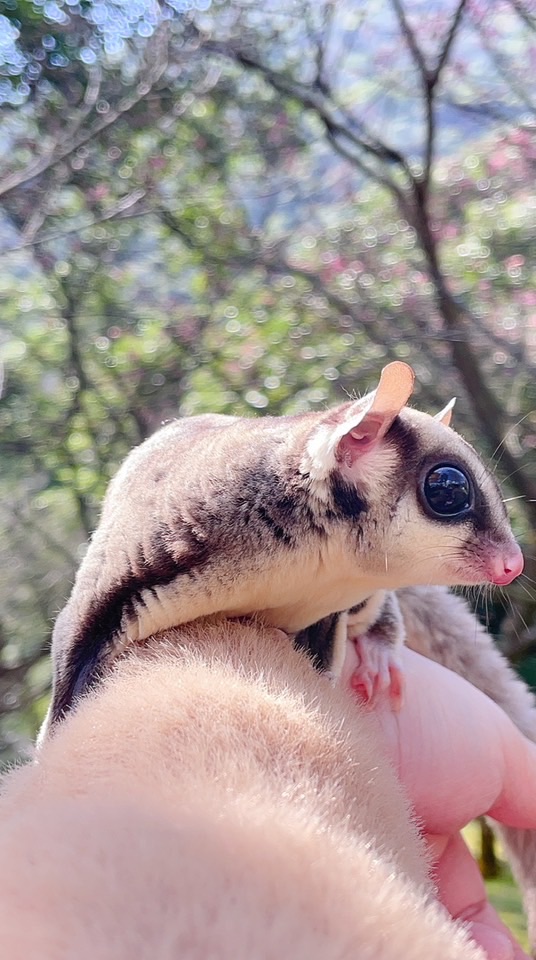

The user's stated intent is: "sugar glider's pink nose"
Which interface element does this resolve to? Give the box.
[489,543,524,585]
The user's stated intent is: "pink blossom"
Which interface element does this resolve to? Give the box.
[505,255,525,270]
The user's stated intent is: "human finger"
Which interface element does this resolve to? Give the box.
[430,832,529,960]
[372,648,536,834]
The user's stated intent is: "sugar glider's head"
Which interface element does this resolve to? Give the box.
[300,361,523,591]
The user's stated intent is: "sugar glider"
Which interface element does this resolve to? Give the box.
[342,584,536,954]
[0,618,488,960]
[41,360,522,736]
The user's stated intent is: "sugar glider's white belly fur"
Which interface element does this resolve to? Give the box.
[134,548,379,637]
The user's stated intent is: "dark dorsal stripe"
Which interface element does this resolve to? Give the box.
[49,520,212,727]
[294,613,344,672]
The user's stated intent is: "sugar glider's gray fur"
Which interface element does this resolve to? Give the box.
[351,585,536,954]
[43,361,521,735]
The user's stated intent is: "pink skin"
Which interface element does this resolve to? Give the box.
[342,644,536,960]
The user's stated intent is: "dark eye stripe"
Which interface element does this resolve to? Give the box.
[422,465,473,518]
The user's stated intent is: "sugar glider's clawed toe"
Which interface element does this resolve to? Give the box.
[349,635,404,711]
[346,591,406,711]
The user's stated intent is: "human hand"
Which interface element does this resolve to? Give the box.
[341,643,536,960]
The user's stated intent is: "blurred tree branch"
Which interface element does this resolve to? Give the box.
[0,23,170,202]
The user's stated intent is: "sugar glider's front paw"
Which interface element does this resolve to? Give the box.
[348,632,404,711]
[346,592,406,711]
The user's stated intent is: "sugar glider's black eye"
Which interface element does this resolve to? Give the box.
[422,465,473,518]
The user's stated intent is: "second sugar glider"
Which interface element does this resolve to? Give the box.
[41,360,523,736]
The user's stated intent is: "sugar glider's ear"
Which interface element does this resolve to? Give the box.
[434,397,456,427]
[304,361,415,477]
[334,361,415,468]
